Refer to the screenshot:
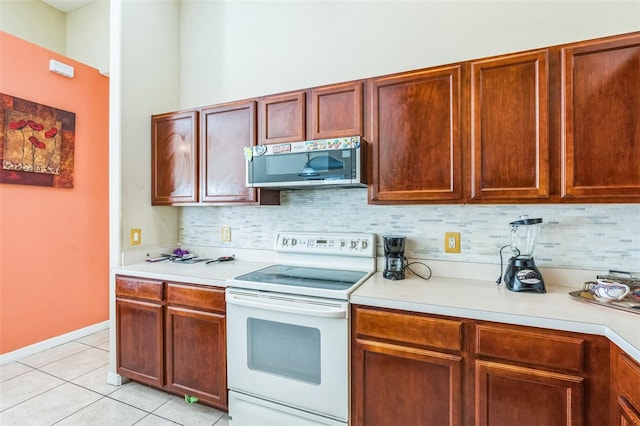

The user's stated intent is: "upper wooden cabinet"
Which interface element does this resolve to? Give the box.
[151,110,199,205]
[310,82,363,139]
[200,101,258,204]
[368,66,463,203]
[259,92,306,145]
[469,50,550,202]
[560,33,640,201]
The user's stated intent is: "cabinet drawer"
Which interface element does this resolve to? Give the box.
[167,283,225,313]
[354,307,463,352]
[617,352,640,412]
[116,276,164,302]
[476,324,584,372]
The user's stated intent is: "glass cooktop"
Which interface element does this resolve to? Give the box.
[234,265,369,291]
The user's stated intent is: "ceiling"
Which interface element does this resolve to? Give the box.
[42,0,95,13]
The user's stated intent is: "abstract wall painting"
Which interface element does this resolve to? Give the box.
[1,93,76,188]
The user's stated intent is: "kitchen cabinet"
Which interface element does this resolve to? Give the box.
[352,306,611,426]
[152,104,279,206]
[612,344,640,425]
[352,306,467,426]
[115,275,228,411]
[259,91,306,145]
[115,276,165,387]
[469,50,550,202]
[368,66,463,203]
[151,110,199,205]
[560,32,640,201]
[166,283,227,409]
[474,323,600,426]
[310,82,363,139]
[200,100,278,205]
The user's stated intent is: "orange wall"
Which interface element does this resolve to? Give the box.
[0,32,109,354]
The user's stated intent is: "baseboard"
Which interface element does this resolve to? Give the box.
[0,320,110,365]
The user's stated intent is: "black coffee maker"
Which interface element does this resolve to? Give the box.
[383,235,406,280]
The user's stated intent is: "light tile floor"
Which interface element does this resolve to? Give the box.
[0,330,229,426]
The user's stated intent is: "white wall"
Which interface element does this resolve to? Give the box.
[66,0,110,74]
[179,0,640,107]
[118,0,182,251]
[0,0,66,54]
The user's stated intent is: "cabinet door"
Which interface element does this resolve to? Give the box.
[352,339,463,426]
[561,33,640,201]
[310,82,363,139]
[151,110,199,205]
[475,360,583,426]
[369,66,462,203]
[166,306,227,410]
[116,298,164,387]
[200,101,257,203]
[619,397,640,426]
[470,51,550,201]
[260,92,305,144]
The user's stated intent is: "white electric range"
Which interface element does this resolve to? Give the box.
[226,231,376,426]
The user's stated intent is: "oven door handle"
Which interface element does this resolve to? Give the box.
[226,293,347,318]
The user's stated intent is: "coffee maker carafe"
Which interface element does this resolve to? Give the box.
[383,235,406,280]
[503,215,546,293]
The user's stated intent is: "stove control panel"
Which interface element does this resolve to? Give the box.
[275,232,375,258]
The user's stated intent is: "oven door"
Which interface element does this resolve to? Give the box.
[226,288,349,422]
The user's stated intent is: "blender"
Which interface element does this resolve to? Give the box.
[383,235,406,280]
[503,216,546,293]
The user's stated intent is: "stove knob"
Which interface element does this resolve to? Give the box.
[291,238,297,246]
[350,240,357,249]
[361,241,368,250]
[340,240,346,248]
[282,237,289,246]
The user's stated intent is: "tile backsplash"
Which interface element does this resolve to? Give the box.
[181,188,639,272]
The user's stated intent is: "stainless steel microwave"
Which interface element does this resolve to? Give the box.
[245,136,367,189]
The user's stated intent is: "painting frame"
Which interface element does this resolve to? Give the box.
[0,93,76,188]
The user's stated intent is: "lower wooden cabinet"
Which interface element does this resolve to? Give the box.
[352,305,612,426]
[165,283,227,408]
[352,306,466,426]
[116,277,164,387]
[115,275,228,411]
[612,344,640,425]
[475,360,583,426]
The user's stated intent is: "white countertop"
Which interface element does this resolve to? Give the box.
[351,272,640,363]
[113,259,272,287]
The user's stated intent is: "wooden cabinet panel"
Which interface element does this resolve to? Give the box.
[476,323,584,372]
[354,306,463,352]
[167,283,225,313]
[116,276,164,302]
[475,360,583,426]
[310,82,363,139]
[166,306,227,409]
[369,66,462,203]
[561,33,640,201]
[352,338,463,426]
[470,51,550,201]
[151,110,199,205]
[116,298,164,387]
[619,397,640,426]
[200,101,257,203]
[260,92,305,144]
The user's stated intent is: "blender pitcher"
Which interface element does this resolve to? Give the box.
[504,215,546,293]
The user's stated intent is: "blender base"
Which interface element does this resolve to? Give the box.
[504,257,546,293]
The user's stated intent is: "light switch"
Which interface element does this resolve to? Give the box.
[130,228,141,246]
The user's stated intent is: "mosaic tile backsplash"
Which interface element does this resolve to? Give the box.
[181,188,640,272]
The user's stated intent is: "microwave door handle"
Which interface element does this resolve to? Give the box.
[226,293,347,318]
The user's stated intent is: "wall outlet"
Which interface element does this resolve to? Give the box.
[221,226,231,242]
[130,228,141,246]
[444,232,460,253]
